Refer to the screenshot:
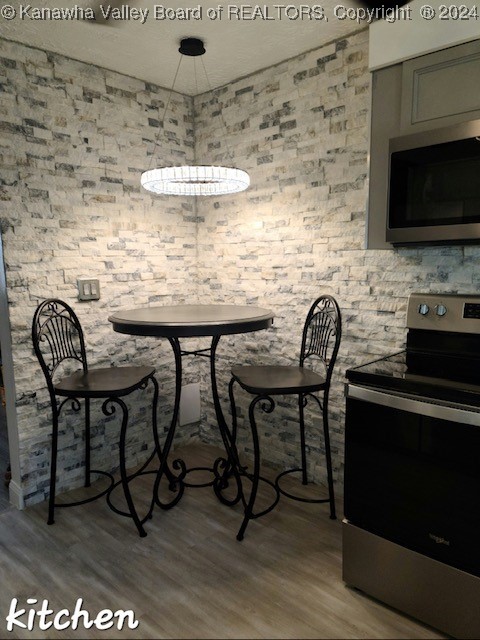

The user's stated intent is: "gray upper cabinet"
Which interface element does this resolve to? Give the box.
[366,65,403,250]
[400,40,480,133]
[367,39,480,249]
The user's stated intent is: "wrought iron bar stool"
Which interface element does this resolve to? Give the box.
[229,294,342,540]
[32,298,160,537]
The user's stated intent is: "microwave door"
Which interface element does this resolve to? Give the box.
[386,122,480,245]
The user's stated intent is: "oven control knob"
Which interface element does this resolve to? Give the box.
[435,304,447,317]
[418,303,430,316]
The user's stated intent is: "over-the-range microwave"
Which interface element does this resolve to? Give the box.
[387,119,480,245]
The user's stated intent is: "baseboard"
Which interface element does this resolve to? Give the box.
[8,479,24,510]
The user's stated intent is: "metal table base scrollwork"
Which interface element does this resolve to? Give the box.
[108,304,274,523]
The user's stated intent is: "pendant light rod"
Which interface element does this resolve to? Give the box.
[146,54,183,173]
[198,55,235,164]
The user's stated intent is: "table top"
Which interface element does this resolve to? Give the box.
[108,304,274,338]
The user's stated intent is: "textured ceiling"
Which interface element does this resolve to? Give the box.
[2,0,367,94]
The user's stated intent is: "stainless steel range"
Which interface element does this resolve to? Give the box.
[344,293,480,639]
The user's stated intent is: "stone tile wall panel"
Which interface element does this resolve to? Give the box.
[193,29,480,492]
[2,29,480,507]
[0,38,198,504]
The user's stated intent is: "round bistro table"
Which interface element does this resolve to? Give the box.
[108,304,274,514]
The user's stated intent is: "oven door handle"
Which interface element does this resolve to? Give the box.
[347,384,480,426]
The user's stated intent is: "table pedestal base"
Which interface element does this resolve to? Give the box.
[153,336,243,512]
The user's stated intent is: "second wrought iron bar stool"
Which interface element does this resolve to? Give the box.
[229,294,342,540]
[32,298,160,537]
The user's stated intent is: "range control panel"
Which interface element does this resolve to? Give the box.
[464,303,480,320]
[407,293,480,333]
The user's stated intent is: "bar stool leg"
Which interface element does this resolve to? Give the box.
[227,378,246,473]
[48,409,59,525]
[236,394,276,541]
[85,398,91,488]
[237,395,263,541]
[103,397,147,537]
[298,394,308,485]
[322,394,336,520]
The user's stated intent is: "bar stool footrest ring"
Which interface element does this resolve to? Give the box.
[107,469,159,520]
[275,468,332,505]
[54,470,115,509]
[241,472,280,519]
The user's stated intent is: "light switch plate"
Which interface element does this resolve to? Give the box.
[77,278,100,301]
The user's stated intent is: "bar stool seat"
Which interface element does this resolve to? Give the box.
[231,365,326,395]
[54,366,155,398]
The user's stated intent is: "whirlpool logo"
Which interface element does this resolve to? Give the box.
[429,533,450,546]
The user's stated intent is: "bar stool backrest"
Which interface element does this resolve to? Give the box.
[32,299,88,402]
[299,294,342,385]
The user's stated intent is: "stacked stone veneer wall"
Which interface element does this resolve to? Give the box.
[0,38,199,504]
[194,30,480,489]
[2,31,480,506]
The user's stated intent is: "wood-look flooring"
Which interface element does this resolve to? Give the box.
[0,443,446,639]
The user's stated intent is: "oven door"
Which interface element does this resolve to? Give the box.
[344,385,480,576]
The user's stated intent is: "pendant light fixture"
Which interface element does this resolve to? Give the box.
[141,37,250,197]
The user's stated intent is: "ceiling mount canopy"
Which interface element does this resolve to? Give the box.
[141,37,250,197]
[178,37,205,57]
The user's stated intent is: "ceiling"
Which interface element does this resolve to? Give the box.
[2,0,367,95]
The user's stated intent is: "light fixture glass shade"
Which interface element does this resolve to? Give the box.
[141,165,250,196]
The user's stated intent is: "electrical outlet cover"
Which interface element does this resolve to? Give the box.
[179,382,201,426]
[77,278,100,301]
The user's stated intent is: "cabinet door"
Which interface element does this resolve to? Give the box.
[401,39,480,133]
[366,64,402,249]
